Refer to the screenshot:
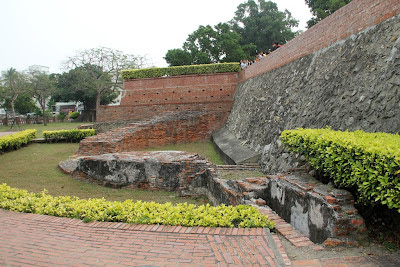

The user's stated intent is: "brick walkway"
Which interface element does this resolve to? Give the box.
[0,209,290,266]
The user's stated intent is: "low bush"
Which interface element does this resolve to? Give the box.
[281,127,400,212]
[122,62,240,79]
[43,129,95,142]
[0,129,37,153]
[56,112,67,121]
[69,111,80,120]
[0,183,274,228]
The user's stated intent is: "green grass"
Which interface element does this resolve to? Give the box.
[0,122,83,138]
[0,143,208,205]
[143,141,224,165]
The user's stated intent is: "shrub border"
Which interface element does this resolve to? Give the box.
[43,129,95,143]
[0,129,37,153]
[122,63,241,80]
[281,127,400,212]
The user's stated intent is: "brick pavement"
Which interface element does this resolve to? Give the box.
[0,209,290,266]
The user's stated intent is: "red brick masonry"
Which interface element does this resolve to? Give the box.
[97,72,238,123]
[0,209,290,266]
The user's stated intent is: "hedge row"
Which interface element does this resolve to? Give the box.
[281,128,400,212]
[0,184,274,228]
[43,129,95,143]
[122,63,241,79]
[0,129,37,153]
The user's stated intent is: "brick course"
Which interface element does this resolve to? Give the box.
[97,72,238,123]
[239,0,400,82]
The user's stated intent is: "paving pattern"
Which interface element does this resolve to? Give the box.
[0,209,290,266]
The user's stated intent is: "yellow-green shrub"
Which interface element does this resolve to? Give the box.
[122,63,240,79]
[43,129,95,142]
[0,183,274,228]
[281,128,400,212]
[0,129,37,152]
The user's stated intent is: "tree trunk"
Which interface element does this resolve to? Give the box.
[41,99,47,126]
[95,93,101,122]
[10,95,18,129]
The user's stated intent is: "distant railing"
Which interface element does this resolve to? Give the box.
[0,116,67,126]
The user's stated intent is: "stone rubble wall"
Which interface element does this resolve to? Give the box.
[60,151,366,245]
[226,12,400,173]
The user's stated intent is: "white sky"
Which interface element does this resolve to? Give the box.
[0,0,312,73]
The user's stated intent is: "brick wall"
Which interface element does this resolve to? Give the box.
[239,0,400,82]
[97,72,238,123]
[77,111,228,156]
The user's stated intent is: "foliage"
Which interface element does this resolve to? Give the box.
[53,65,118,112]
[43,129,95,142]
[230,0,299,52]
[164,0,298,66]
[1,92,37,115]
[164,49,193,66]
[0,183,274,228]
[63,47,146,118]
[0,129,37,153]
[0,68,29,123]
[56,111,67,121]
[281,128,400,212]
[305,0,352,28]
[181,23,256,64]
[69,111,80,119]
[28,72,57,126]
[122,63,240,80]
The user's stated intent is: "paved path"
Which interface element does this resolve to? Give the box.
[0,209,290,266]
[1,209,399,266]
[0,132,14,137]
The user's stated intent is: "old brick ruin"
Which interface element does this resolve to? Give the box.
[70,0,399,246]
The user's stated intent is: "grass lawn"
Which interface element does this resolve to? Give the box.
[143,141,224,165]
[0,122,83,138]
[0,143,208,205]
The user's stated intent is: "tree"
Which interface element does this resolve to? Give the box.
[164,49,193,66]
[29,72,56,126]
[230,0,299,52]
[1,93,37,115]
[54,65,118,121]
[305,0,352,28]
[64,47,145,120]
[165,23,256,66]
[0,68,29,128]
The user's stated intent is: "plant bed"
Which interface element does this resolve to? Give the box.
[0,183,274,228]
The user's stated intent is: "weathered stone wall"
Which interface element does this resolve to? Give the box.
[97,72,238,123]
[226,13,400,173]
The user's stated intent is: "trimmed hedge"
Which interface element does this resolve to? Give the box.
[122,63,241,80]
[0,129,37,153]
[281,128,400,212]
[0,184,274,228]
[43,129,95,143]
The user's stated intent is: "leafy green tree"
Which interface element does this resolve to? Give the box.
[164,49,193,66]
[63,47,145,120]
[183,23,256,64]
[29,72,56,126]
[305,0,352,28]
[54,65,119,121]
[165,23,256,66]
[230,0,299,53]
[0,68,29,127]
[1,93,37,115]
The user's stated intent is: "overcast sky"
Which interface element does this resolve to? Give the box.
[0,0,312,73]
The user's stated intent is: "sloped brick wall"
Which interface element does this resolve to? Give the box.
[97,72,238,123]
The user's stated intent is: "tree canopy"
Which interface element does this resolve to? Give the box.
[164,0,298,66]
[230,0,298,53]
[54,65,118,113]
[63,47,145,120]
[305,0,352,28]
